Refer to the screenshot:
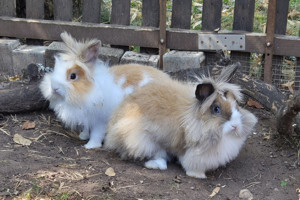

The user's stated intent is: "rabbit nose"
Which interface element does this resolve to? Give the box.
[53,88,59,93]
[232,125,238,130]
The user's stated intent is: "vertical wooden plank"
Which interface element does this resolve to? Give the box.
[272,0,290,87]
[26,0,44,19]
[202,0,222,31]
[231,0,255,74]
[264,0,277,84]
[142,0,159,27]
[82,0,101,23]
[140,0,159,54]
[171,0,192,29]
[159,0,166,70]
[53,0,73,21]
[294,30,300,91]
[111,0,131,51]
[202,0,222,65]
[111,0,131,25]
[0,0,16,16]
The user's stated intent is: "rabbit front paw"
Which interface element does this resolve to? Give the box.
[84,140,102,149]
[186,171,207,179]
[79,131,90,140]
[145,158,167,170]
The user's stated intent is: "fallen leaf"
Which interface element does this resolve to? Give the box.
[173,176,182,183]
[209,185,220,198]
[105,167,116,177]
[263,135,271,140]
[9,75,21,82]
[247,99,264,109]
[13,134,32,146]
[22,121,36,130]
[239,189,253,199]
[281,81,294,94]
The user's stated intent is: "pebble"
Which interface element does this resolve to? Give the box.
[239,189,253,200]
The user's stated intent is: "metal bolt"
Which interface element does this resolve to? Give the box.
[160,39,164,44]
[266,42,271,47]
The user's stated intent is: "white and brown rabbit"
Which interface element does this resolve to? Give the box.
[39,32,169,149]
[104,64,258,178]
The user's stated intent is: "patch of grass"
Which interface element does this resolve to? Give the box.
[101,193,115,200]
[55,192,70,200]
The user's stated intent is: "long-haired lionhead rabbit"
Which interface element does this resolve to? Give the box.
[105,64,258,178]
[39,32,170,149]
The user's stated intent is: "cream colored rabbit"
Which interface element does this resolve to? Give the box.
[105,65,257,178]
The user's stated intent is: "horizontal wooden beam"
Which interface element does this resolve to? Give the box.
[0,17,299,57]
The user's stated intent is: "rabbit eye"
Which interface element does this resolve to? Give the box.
[213,106,221,114]
[70,73,77,80]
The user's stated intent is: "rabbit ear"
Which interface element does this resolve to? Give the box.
[60,31,78,53]
[81,40,101,63]
[195,83,215,102]
[216,62,240,83]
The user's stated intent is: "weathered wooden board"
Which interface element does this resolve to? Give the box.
[231,0,255,74]
[111,0,131,51]
[26,0,44,19]
[171,0,192,29]
[0,0,16,17]
[53,0,72,21]
[272,0,290,86]
[82,0,101,23]
[202,0,222,31]
[0,17,299,57]
[111,0,130,25]
[202,0,222,65]
[140,0,159,54]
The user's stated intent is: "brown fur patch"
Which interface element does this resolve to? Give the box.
[109,64,168,89]
[216,95,232,120]
[67,65,93,96]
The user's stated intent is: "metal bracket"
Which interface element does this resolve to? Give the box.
[198,34,245,51]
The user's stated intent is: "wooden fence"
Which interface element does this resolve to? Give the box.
[0,0,299,89]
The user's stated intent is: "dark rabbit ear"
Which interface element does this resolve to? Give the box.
[82,40,101,63]
[195,83,215,102]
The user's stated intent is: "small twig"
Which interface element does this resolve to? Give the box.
[86,173,102,178]
[243,181,261,188]
[29,131,51,141]
[0,128,10,136]
[101,159,111,166]
[74,147,79,156]
[58,146,65,155]
[46,130,70,138]
[10,114,18,123]
[116,183,151,190]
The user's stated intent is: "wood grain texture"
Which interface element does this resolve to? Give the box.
[202,0,222,31]
[0,0,16,17]
[53,0,72,21]
[111,0,131,51]
[26,0,44,19]
[82,0,101,23]
[140,0,159,54]
[272,0,290,86]
[202,0,222,65]
[231,0,255,74]
[171,0,192,29]
[111,0,130,25]
[0,17,299,57]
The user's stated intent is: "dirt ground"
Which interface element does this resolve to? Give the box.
[0,108,299,200]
